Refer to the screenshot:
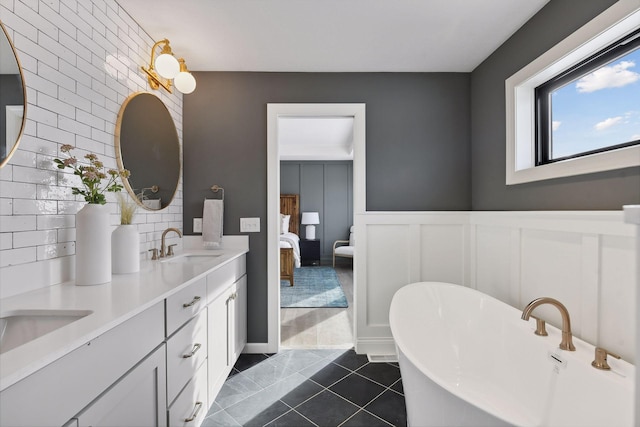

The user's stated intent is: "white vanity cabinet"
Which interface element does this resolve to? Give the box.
[74,344,167,427]
[206,258,247,403]
[0,302,164,427]
[0,251,248,427]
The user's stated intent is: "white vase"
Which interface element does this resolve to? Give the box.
[75,203,111,286]
[112,224,140,274]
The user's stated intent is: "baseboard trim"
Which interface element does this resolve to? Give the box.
[243,342,276,354]
[367,354,398,363]
[355,337,397,356]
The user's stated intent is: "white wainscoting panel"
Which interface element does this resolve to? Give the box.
[419,224,466,285]
[473,225,513,305]
[356,211,637,362]
[356,213,469,355]
[365,225,411,327]
[599,235,636,355]
[519,229,585,335]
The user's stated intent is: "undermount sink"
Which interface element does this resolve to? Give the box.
[0,309,92,355]
[162,253,222,264]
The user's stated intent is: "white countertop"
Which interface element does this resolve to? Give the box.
[0,248,248,392]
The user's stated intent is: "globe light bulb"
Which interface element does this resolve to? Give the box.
[155,53,179,79]
[174,71,196,94]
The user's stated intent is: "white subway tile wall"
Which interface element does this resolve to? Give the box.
[0,0,184,294]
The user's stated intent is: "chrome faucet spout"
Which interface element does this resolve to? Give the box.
[521,297,575,351]
[160,227,182,258]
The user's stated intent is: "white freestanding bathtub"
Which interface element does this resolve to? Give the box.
[389,282,635,427]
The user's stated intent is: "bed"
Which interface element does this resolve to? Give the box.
[280,194,301,286]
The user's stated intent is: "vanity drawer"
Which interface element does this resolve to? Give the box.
[166,309,207,405]
[166,277,206,337]
[168,362,208,427]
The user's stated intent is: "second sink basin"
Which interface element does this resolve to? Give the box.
[0,309,92,355]
[162,254,222,264]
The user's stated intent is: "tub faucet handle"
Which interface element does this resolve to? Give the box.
[591,347,621,370]
[531,315,548,336]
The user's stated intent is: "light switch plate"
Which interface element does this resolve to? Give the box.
[193,218,202,233]
[240,217,260,232]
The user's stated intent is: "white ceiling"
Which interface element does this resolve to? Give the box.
[119,0,550,73]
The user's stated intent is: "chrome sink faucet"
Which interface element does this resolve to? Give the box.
[160,227,182,258]
[521,297,576,351]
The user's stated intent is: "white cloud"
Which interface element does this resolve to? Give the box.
[576,60,640,93]
[632,134,640,140]
[595,116,623,131]
[552,121,561,131]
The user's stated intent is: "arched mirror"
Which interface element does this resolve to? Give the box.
[0,20,27,168]
[115,92,180,210]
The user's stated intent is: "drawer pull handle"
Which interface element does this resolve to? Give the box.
[182,343,202,358]
[185,401,203,422]
[182,296,201,308]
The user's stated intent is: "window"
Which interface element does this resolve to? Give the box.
[505,0,640,185]
[535,28,640,165]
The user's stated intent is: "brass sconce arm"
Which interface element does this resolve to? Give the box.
[141,39,174,93]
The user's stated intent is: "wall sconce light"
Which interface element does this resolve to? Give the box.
[141,39,196,94]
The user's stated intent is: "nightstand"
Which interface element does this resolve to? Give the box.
[300,239,321,266]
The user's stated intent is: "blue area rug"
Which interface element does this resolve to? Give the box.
[281,267,348,308]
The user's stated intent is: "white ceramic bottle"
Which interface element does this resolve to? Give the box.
[111,224,140,274]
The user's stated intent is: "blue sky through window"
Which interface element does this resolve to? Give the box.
[551,47,640,158]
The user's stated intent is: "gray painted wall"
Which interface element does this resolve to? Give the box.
[281,161,353,262]
[183,72,470,343]
[470,0,639,210]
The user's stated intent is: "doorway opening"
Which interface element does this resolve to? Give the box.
[266,103,366,353]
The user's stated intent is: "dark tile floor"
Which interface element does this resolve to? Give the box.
[203,349,407,427]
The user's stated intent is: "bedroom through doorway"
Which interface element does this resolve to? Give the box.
[279,191,354,349]
[270,104,364,351]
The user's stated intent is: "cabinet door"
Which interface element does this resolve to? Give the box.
[207,291,230,403]
[76,344,167,427]
[232,275,247,361]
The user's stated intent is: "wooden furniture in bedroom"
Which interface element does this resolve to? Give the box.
[280,194,299,235]
[280,194,299,286]
[280,247,294,286]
